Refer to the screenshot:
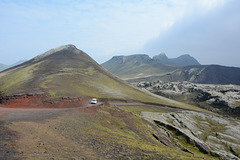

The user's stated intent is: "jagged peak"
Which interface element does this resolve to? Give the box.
[32,44,77,62]
[153,52,168,60]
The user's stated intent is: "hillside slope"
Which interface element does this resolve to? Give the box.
[0,45,143,99]
[0,45,204,110]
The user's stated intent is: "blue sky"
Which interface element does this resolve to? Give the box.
[0,0,239,67]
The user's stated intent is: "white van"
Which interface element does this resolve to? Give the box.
[91,98,97,104]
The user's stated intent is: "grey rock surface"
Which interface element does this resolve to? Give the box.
[141,111,240,159]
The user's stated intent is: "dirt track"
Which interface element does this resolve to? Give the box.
[0,102,179,122]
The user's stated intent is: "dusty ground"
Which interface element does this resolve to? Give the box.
[0,103,213,160]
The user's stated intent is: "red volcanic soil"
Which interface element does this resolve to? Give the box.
[0,94,86,108]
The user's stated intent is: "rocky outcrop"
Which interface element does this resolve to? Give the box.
[141,111,240,159]
[133,80,240,115]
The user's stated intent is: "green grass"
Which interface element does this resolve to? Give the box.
[0,62,42,93]
[49,89,58,97]
[40,79,52,89]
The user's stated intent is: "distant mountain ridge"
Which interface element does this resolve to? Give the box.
[102,54,177,79]
[102,53,200,79]
[102,53,240,85]
[110,54,153,65]
[0,64,8,72]
[152,53,200,66]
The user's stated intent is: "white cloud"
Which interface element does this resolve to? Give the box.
[91,0,228,56]
[0,0,229,64]
[197,0,227,10]
[143,0,240,67]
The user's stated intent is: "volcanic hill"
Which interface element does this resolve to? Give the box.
[0,44,199,109]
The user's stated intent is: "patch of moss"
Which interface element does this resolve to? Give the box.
[49,89,57,97]
[40,79,52,89]
[0,62,42,93]
[85,66,95,75]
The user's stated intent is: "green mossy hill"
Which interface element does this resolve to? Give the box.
[0,44,128,98]
[0,45,187,108]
